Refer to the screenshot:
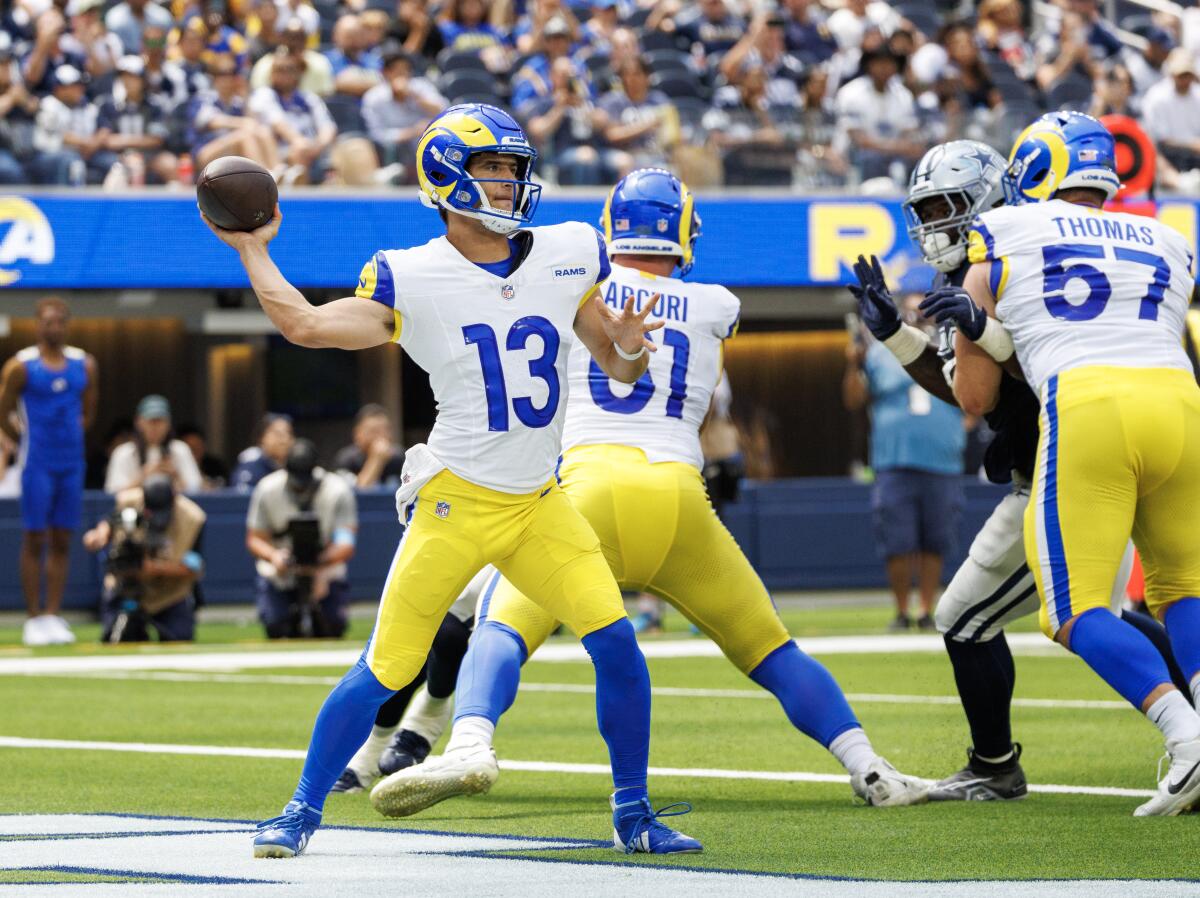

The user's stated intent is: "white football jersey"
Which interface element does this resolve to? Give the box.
[561,263,741,469]
[356,221,607,493]
[968,199,1195,392]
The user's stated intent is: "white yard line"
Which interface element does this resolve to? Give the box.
[0,633,1066,677]
[0,735,1155,799]
[14,669,1130,711]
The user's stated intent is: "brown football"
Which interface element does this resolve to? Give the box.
[196,156,278,232]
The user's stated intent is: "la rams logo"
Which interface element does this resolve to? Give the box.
[51,377,68,393]
[435,500,451,519]
[500,284,515,301]
[0,198,54,287]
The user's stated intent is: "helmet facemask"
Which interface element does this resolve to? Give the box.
[904,190,974,273]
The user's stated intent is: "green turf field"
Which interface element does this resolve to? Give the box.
[0,601,1191,884]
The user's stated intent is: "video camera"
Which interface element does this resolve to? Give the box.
[281,440,330,638]
[105,477,173,643]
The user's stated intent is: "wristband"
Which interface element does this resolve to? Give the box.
[976,316,1015,363]
[881,323,929,366]
[613,341,647,362]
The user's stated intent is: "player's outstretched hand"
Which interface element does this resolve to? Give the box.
[849,254,900,341]
[593,291,665,355]
[919,284,986,341]
[200,203,282,251]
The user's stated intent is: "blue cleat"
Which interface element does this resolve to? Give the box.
[253,800,321,858]
[611,796,703,854]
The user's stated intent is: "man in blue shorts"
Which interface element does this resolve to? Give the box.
[0,297,97,646]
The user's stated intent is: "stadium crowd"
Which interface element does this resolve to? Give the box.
[2,0,1199,190]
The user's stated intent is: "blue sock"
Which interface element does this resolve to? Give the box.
[749,641,860,747]
[1164,598,1200,684]
[292,651,396,812]
[1120,608,1192,696]
[1068,608,1172,709]
[452,620,527,725]
[582,619,650,795]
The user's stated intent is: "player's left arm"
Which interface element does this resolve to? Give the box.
[82,354,98,433]
[952,262,1004,416]
[573,289,662,383]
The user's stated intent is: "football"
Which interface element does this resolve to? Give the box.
[196,156,278,232]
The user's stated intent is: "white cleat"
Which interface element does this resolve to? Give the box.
[22,616,52,647]
[45,616,75,645]
[851,758,931,807]
[1134,738,1200,817]
[370,743,499,818]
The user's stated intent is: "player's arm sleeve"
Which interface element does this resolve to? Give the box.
[966,213,1012,302]
[579,226,611,309]
[355,251,403,343]
[718,287,741,340]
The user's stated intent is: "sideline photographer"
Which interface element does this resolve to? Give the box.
[82,474,205,642]
[246,439,357,639]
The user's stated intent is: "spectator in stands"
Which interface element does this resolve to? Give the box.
[142,25,192,107]
[437,0,509,73]
[362,46,444,166]
[835,45,924,183]
[250,16,332,95]
[274,0,319,45]
[780,0,837,66]
[105,394,203,494]
[514,0,580,56]
[1035,10,1101,103]
[825,0,900,54]
[939,21,1000,111]
[326,13,382,99]
[795,66,848,186]
[525,55,624,185]
[245,0,281,62]
[334,403,405,488]
[199,3,250,70]
[976,0,1034,81]
[1042,0,1123,63]
[704,64,795,187]
[606,26,639,80]
[1089,61,1137,118]
[170,17,214,99]
[97,55,177,186]
[231,412,294,491]
[61,0,124,80]
[1142,48,1200,174]
[105,0,173,55]
[600,57,676,171]
[87,417,134,490]
[21,5,73,95]
[177,423,229,489]
[249,46,338,183]
[387,0,443,61]
[84,474,206,643]
[673,0,745,63]
[191,53,280,171]
[843,301,965,632]
[1125,24,1174,100]
[359,11,390,55]
[246,438,357,639]
[580,0,620,59]
[720,11,805,107]
[29,64,116,185]
[0,37,39,184]
[511,14,574,117]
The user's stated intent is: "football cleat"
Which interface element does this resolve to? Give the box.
[330,768,371,794]
[370,743,498,818]
[22,616,52,647]
[378,729,432,776]
[1134,737,1200,817]
[929,746,1028,801]
[850,758,931,807]
[46,615,76,644]
[253,800,321,858]
[611,796,702,854]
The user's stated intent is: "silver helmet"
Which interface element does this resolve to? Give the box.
[904,140,1006,273]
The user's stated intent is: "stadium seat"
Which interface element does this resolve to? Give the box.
[625,7,651,28]
[325,93,367,135]
[644,49,692,76]
[438,70,502,103]
[650,71,708,101]
[894,0,941,38]
[641,29,692,54]
[1045,71,1093,111]
[436,49,491,74]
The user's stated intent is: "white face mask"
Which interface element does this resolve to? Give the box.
[921,231,966,272]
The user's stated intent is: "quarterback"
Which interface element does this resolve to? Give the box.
[952,111,1200,815]
[368,169,930,830]
[203,104,700,856]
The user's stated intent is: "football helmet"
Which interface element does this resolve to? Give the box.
[600,168,700,276]
[1003,111,1120,205]
[904,141,1006,273]
[415,103,541,234]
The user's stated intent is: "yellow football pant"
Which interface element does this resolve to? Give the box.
[365,468,625,689]
[1025,366,1200,636]
[482,444,791,673]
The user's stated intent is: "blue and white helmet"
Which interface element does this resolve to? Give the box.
[600,168,701,276]
[1003,110,1120,205]
[903,140,1007,273]
[415,103,542,234]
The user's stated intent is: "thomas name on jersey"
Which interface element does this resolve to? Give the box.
[1051,216,1157,246]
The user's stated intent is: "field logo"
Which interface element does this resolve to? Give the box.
[0,197,54,286]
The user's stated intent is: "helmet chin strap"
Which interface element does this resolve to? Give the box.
[922,232,966,272]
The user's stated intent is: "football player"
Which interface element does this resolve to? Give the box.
[203,104,700,857]
[851,140,1191,801]
[368,169,930,830]
[950,112,1200,816]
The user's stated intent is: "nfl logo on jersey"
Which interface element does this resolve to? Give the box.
[435,501,451,519]
[500,284,515,301]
